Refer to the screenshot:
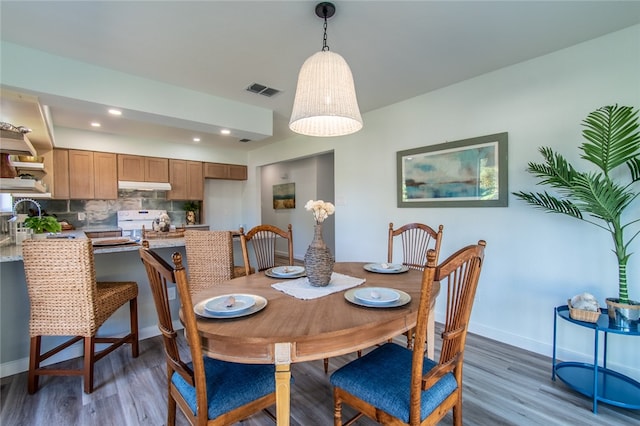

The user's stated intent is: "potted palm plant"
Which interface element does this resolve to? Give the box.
[513,105,640,328]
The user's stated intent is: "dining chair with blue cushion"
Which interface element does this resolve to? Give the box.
[139,242,280,425]
[331,240,486,426]
[388,222,444,352]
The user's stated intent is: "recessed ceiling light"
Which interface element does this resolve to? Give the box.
[108,108,122,116]
[221,129,231,135]
[193,137,201,143]
[91,122,101,127]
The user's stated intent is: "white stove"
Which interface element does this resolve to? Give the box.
[117,209,167,238]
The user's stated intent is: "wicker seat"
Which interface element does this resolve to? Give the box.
[239,224,293,276]
[184,230,236,297]
[389,222,444,352]
[21,239,139,394]
[331,241,486,426]
[139,243,279,425]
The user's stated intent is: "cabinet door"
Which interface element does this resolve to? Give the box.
[204,162,247,180]
[52,149,70,199]
[228,164,247,180]
[204,162,228,179]
[145,157,169,182]
[186,161,203,200]
[167,159,187,200]
[94,152,117,199]
[118,154,145,181]
[69,150,94,199]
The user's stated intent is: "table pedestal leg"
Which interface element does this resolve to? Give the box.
[275,342,292,426]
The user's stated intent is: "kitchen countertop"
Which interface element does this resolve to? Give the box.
[0,230,186,262]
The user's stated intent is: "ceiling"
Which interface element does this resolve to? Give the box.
[1,1,639,152]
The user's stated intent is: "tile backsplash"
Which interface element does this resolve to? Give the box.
[10,190,197,230]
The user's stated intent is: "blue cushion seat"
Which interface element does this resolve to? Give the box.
[330,343,457,423]
[172,357,277,420]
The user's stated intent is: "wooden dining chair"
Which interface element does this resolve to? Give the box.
[240,224,293,276]
[139,243,279,425]
[388,222,444,270]
[21,239,139,394]
[331,240,486,426]
[389,222,444,352]
[184,230,238,297]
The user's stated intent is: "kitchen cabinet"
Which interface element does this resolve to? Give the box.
[94,152,118,199]
[168,159,203,200]
[48,149,69,199]
[118,154,169,182]
[68,150,117,199]
[204,162,247,180]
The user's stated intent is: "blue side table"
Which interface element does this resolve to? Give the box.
[552,305,640,413]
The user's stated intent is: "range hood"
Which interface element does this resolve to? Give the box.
[118,180,172,191]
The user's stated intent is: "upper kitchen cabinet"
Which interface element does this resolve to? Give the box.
[68,150,117,199]
[204,162,247,180]
[94,152,118,199]
[117,154,169,182]
[40,149,70,199]
[52,149,69,199]
[168,159,203,200]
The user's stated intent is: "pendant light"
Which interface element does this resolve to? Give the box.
[289,2,363,137]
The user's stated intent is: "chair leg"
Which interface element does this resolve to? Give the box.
[130,298,139,358]
[324,358,329,374]
[333,391,342,426]
[28,336,42,394]
[168,388,177,426]
[83,336,95,394]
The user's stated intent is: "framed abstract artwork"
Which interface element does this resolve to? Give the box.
[397,132,508,208]
[273,183,295,209]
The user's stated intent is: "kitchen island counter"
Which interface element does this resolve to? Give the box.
[0,232,185,262]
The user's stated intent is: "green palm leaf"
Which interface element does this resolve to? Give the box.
[581,105,640,173]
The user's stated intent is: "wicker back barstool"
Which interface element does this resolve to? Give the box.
[184,230,238,296]
[21,239,139,394]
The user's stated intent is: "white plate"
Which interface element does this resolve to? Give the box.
[363,263,410,274]
[344,289,411,308]
[265,266,306,279]
[204,294,256,314]
[270,266,305,276]
[194,294,267,319]
[354,287,400,304]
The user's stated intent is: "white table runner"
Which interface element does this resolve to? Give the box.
[271,272,365,300]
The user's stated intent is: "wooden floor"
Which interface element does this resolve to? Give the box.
[1,329,638,426]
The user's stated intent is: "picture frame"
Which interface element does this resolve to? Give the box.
[397,132,508,208]
[273,183,296,209]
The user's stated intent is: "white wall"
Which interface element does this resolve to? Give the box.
[246,25,640,379]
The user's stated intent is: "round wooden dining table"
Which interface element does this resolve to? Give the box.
[188,262,440,426]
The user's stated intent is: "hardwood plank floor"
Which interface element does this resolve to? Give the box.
[1,329,638,425]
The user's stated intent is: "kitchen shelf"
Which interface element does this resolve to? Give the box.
[0,178,47,193]
[8,159,46,180]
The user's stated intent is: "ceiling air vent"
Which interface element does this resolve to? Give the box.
[246,83,281,97]
[239,138,251,143]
